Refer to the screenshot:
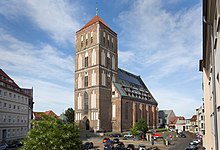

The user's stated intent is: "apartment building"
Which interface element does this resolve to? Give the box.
[196,103,205,135]
[200,0,220,149]
[0,69,33,144]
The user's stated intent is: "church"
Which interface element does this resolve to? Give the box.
[74,14,158,132]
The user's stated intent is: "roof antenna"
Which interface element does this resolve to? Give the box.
[96,1,98,16]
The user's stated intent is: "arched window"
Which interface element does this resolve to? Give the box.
[84,92,88,114]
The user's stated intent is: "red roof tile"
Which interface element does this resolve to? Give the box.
[33,110,59,120]
[77,15,110,32]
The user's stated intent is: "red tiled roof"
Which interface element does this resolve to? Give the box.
[0,69,20,88]
[190,115,197,122]
[77,15,110,32]
[33,110,59,120]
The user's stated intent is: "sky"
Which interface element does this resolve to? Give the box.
[0,0,203,118]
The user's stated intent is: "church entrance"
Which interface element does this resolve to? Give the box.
[86,119,90,130]
[82,116,90,130]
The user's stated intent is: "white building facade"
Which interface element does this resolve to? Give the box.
[0,69,33,144]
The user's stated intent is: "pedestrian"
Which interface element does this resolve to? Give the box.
[170,133,173,142]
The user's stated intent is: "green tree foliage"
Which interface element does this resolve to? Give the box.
[64,108,75,123]
[130,125,138,136]
[21,114,81,150]
[135,119,148,134]
[131,119,148,135]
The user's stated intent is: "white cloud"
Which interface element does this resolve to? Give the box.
[0,0,84,44]
[116,0,202,79]
[0,29,74,114]
[116,0,202,117]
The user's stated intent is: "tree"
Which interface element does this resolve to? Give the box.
[131,119,148,136]
[135,119,148,134]
[21,114,81,150]
[64,108,75,123]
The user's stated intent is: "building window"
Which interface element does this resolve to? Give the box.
[0,90,1,95]
[107,35,110,47]
[86,33,88,45]
[81,35,83,47]
[84,92,88,114]
[85,57,88,67]
[91,31,93,43]
[9,93,12,97]
[84,73,88,87]
[201,116,204,120]
[111,37,114,48]
[9,104,11,108]
[85,51,88,67]
[107,52,110,69]
[4,103,6,107]
[103,31,106,44]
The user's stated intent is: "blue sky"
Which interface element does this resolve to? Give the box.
[0,0,202,118]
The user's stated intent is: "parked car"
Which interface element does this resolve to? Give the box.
[138,144,146,150]
[83,142,93,149]
[127,144,135,150]
[178,133,186,138]
[104,140,114,149]
[7,141,23,148]
[115,142,125,150]
[113,138,120,144]
[0,143,8,150]
[152,133,163,140]
[123,133,133,138]
[103,137,110,143]
[110,133,122,137]
[185,144,198,150]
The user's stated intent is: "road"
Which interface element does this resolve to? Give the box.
[168,132,202,150]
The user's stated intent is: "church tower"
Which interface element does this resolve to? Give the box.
[74,14,118,131]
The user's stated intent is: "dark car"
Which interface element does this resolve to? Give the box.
[185,144,198,150]
[0,143,8,150]
[111,133,122,137]
[113,138,120,144]
[104,141,114,150]
[127,144,135,150]
[179,133,186,138]
[115,142,125,150]
[83,142,93,149]
[7,141,23,148]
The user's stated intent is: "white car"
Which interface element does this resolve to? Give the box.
[124,134,133,138]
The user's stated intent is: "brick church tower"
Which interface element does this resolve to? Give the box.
[74,14,118,131]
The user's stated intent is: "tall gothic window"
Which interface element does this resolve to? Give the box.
[107,52,110,69]
[91,31,93,43]
[85,57,88,67]
[103,31,106,44]
[84,74,88,87]
[81,36,83,47]
[84,92,88,114]
[86,33,88,46]
[107,35,110,47]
